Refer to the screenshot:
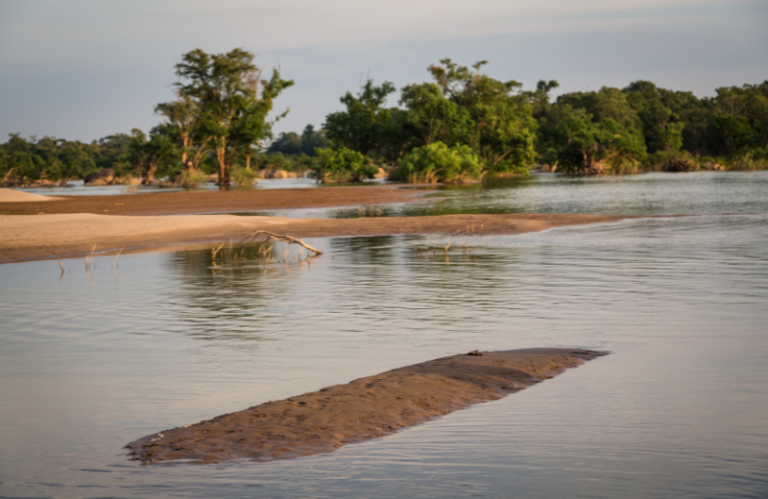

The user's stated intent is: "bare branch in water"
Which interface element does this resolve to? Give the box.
[238,231,323,255]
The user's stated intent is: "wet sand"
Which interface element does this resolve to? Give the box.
[0,212,633,263]
[0,185,419,216]
[126,348,606,464]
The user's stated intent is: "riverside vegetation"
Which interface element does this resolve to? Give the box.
[2,52,767,188]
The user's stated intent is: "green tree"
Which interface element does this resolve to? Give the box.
[232,68,293,171]
[399,82,466,147]
[557,87,641,131]
[624,81,684,153]
[300,124,330,155]
[129,128,177,184]
[155,92,211,175]
[267,131,303,155]
[96,134,133,176]
[173,48,293,189]
[424,59,537,172]
[324,79,396,156]
[266,125,330,157]
[545,105,646,174]
[709,82,768,154]
[378,108,418,167]
[524,80,560,120]
[57,141,96,184]
[2,134,42,182]
[707,115,755,157]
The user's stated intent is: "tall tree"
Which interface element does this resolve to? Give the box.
[424,59,538,171]
[399,82,466,147]
[173,48,293,189]
[155,92,210,174]
[231,68,293,171]
[624,81,684,154]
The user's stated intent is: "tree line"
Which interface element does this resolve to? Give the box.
[2,52,767,188]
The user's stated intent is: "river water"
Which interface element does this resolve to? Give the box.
[17,177,322,196]
[1,172,767,498]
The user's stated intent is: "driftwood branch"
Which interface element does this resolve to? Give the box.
[238,231,323,255]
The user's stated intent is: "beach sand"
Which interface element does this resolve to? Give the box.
[0,212,632,263]
[126,348,606,464]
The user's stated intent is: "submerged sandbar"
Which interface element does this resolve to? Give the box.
[125,348,606,465]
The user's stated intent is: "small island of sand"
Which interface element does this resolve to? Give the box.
[125,348,606,465]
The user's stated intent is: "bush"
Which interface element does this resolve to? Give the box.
[311,147,377,183]
[649,151,698,172]
[395,142,484,183]
[232,167,259,187]
[610,158,644,175]
[726,150,768,171]
[178,168,206,188]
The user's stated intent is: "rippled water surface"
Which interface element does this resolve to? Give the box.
[1,174,767,498]
[253,171,768,219]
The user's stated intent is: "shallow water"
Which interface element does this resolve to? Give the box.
[254,171,768,219]
[16,176,389,196]
[1,174,767,498]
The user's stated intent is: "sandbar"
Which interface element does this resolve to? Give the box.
[0,212,633,263]
[125,348,606,464]
[0,185,418,216]
[0,188,63,202]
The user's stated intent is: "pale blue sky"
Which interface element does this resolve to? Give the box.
[0,0,766,142]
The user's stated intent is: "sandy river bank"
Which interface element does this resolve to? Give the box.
[126,348,606,464]
[0,212,633,263]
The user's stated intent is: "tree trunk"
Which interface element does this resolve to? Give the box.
[142,163,158,185]
[181,150,190,171]
[216,143,229,190]
[181,133,191,170]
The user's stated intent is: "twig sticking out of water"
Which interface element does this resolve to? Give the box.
[211,243,225,264]
[85,244,97,271]
[238,231,323,255]
[112,248,124,268]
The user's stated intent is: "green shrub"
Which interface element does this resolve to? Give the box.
[610,158,645,175]
[395,142,484,183]
[649,151,698,172]
[178,168,206,188]
[232,166,259,187]
[311,147,377,183]
[726,150,768,171]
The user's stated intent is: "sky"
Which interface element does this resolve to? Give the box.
[0,0,766,142]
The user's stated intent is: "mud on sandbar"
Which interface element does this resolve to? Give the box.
[126,348,606,465]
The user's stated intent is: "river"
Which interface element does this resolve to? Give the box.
[1,171,766,498]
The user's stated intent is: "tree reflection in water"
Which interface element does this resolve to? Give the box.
[162,240,322,347]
